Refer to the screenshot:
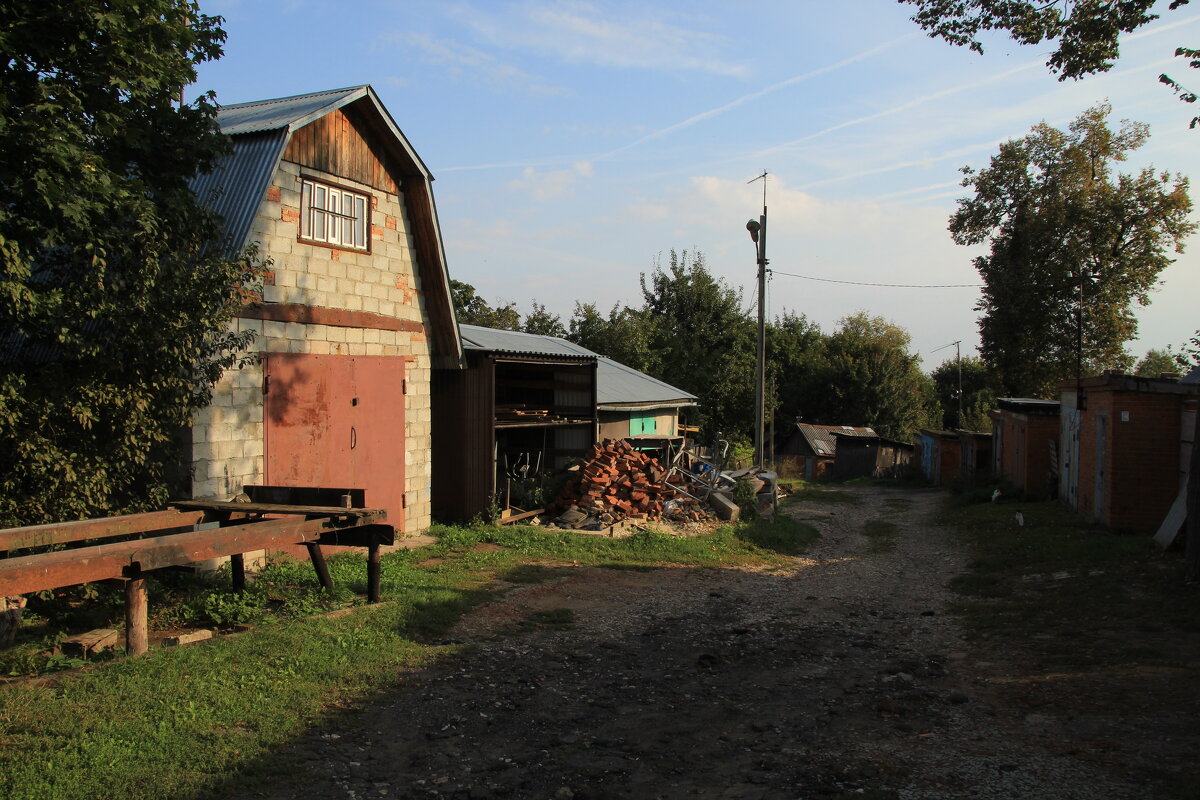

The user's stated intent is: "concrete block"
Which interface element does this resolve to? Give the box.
[708,491,741,522]
[61,629,119,657]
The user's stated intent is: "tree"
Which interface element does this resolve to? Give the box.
[639,250,756,437]
[949,104,1195,398]
[766,311,825,428]
[566,302,658,375]
[807,313,935,440]
[930,355,996,431]
[521,302,567,338]
[0,1,266,526]
[901,0,1198,123]
[1135,348,1180,377]
[449,279,521,330]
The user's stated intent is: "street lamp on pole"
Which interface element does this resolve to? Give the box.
[746,173,769,468]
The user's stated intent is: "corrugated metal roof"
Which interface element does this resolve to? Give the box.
[792,423,876,457]
[190,130,287,255]
[215,86,367,136]
[459,324,697,407]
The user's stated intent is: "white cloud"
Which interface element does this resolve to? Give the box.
[449,0,747,76]
[507,162,593,200]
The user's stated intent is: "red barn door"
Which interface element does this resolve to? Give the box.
[264,354,406,530]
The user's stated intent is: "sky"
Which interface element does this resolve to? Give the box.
[195,0,1200,369]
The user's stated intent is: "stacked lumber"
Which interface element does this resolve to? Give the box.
[551,439,711,525]
[495,405,553,422]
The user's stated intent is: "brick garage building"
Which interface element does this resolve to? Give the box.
[989,398,1060,499]
[187,86,462,535]
[1059,372,1200,533]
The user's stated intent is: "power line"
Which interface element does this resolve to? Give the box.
[770,268,982,289]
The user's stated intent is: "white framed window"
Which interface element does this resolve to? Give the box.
[300,178,369,251]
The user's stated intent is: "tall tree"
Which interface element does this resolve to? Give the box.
[0,1,265,525]
[901,0,1198,123]
[449,279,521,331]
[521,302,567,338]
[949,104,1195,397]
[808,313,934,440]
[639,250,756,437]
[767,311,825,428]
[930,355,996,431]
[566,302,658,375]
[1135,347,1180,377]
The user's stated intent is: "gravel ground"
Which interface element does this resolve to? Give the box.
[233,485,1184,800]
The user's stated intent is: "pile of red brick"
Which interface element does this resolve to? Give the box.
[552,439,709,523]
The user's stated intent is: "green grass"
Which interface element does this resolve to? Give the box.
[779,481,860,505]
[0,517,817,800]
[938,497,1200,669]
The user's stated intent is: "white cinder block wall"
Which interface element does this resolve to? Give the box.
[190,160,434,534]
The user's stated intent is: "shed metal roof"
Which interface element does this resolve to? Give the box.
[790,423,876,457]
[458,325,697,408]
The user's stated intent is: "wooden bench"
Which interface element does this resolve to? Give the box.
[0,486,393,655]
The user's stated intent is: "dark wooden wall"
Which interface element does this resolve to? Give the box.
[283,107,401,193]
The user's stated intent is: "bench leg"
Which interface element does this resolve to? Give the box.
[125,575,148,656]
[305,543,334,591]
[230,553,245,593]
[367,542,381,603]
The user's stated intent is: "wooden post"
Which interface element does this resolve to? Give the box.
[125,574,148,656]
[1186,404,1200,583]
[230,553,245,593]
[305,543,334,591]
[367,542,382,603]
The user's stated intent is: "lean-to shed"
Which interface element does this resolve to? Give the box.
[776,423,876,479]
[188,86,462,535]
[431,326,696,522]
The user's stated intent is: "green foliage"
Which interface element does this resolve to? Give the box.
[521,301,566,338]
[567,301,659,374]
[902,0,1186,81]
[930,354,996,431]
[1135,347,1181,377]
[732,479,759,521]
[0,1,269,525]
[950,103,1196,398]
[767,311,824,426]
[802,312,935,439]
[449,279,521,331]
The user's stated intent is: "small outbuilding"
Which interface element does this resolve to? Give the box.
[431,326,695,523]
[989,397,1061,499]
[829,433,914,480]
[1059,371,1200,533]
[776,423,877,479]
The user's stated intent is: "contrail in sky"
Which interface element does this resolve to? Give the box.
[597,32,918,161]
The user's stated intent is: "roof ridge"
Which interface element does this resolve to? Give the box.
[218,85,365,111]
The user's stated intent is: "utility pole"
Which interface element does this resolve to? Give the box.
[932,340,963,428]
[746,172,769,468]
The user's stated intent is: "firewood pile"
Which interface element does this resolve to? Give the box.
[548,439,712,529]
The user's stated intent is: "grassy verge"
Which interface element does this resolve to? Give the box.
[938,497,1200,670]
[779,480,860,505]
[0,518,816,800]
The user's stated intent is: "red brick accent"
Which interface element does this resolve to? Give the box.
[265,186,282,203]
[372,225,385,239]
[262,271,276,286]
[385,215,397,230]
[330,249,340,262]
[281,208,300,223]
[238,303,426,334]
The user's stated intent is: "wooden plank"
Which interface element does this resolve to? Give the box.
[305,543,334,591]
[0,515,381,597]
[497,508,545,525]
[171,500,384,517]
[0,509,205,552]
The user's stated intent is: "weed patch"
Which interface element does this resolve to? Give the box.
[939,498,1200,669]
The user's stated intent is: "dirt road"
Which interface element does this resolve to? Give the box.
[240,486,1166,800]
